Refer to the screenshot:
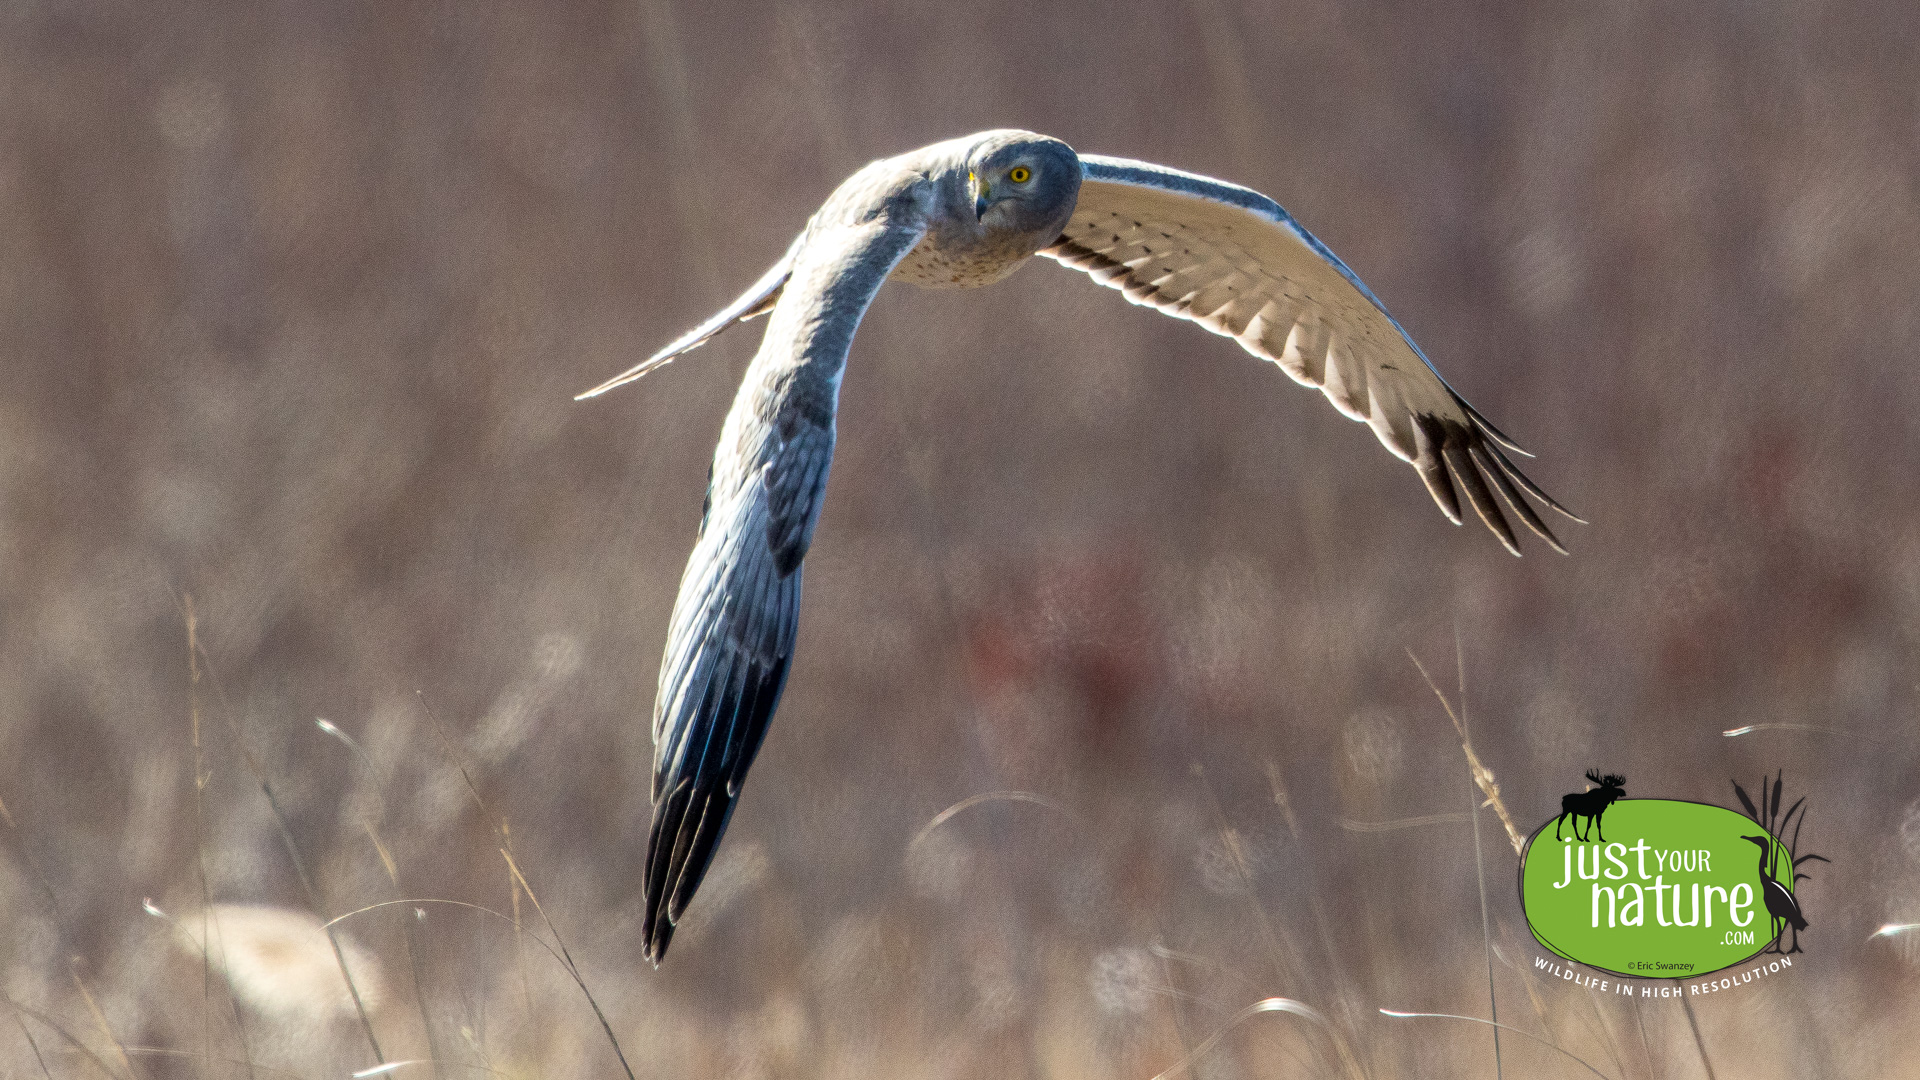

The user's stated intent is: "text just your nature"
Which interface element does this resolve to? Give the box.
[1552,836,1755,932]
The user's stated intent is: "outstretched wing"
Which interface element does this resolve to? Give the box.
[642,217,927,963]
[574,230,807,400]
[1041,155,1579,554]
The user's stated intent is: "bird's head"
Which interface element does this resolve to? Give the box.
[1741,834,1772,851]
[965,131,1081,238]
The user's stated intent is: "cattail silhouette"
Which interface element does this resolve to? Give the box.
[1732,771,1829,955]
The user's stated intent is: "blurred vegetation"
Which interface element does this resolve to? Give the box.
[0,0,1916,1076]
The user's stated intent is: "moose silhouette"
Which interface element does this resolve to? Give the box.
[1554,770,1626,842]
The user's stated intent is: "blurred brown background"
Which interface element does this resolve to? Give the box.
[1,0,1916,1076]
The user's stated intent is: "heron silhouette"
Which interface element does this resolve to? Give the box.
[1742,834,1807,954]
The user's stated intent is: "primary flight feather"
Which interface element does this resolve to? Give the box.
[576,130,1580,963]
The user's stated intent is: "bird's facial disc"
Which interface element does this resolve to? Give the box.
[972,157,1038,223]
[966,137,1081,234]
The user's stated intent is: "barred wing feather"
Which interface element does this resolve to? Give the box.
[1040,155,1579,554]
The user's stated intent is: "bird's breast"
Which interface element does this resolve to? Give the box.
[889,230,1032,289]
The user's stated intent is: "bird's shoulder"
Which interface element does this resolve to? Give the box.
[812,151,952,233]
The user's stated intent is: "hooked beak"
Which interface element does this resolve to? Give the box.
[970,171,989,221]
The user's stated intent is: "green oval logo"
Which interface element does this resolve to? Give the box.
[1520,799,1797,978]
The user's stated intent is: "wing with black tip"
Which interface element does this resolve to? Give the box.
[1040,154,1580,553]
[641,217,925,962]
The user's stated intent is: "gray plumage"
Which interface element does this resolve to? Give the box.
[575,130,1580,963]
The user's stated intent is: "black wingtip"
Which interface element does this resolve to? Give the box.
[1411,415,1463,525]
[646,922,675,963]
[1413,412,1581,555]
[642,779,693,963]
[1444,439,1521,556]
[1471,444,1569,555]
[1453,397,1591,527]
[1480,438,1586,525]
[1460,399,1531,457]
[640,648,791,967]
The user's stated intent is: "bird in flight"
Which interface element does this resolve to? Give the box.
[576,130,1580,962]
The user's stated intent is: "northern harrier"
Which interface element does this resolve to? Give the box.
[576,130,1580,962]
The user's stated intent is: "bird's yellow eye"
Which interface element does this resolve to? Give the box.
[1009,166,1031,183]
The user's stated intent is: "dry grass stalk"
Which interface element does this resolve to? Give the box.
[7,995,120,1080]
[417,693,635,1080]
[180,593,242,1079]
[123,1046,307,1080]
[1378,1010,1616,1079]
[1407,648,1525,856]
[314,717,444,1078]
[908,790,1079,849]
[12,1011,54,1080]
[68,962,133,1080]
[1188,764,1366,1080]
[183,601,386,1066]
[1147,997,1363,1080]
